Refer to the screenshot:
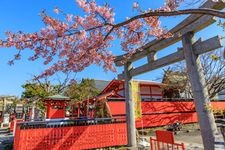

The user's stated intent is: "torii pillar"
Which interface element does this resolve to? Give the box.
[182,32,223,149]
[124,62,137,148]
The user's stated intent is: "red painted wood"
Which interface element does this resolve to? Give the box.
[14,123,127,150]
[107,101,225,128]
[107,101,126,115]
[107,101,196,115]
[211,102,225,110]
[156,130,174,144]
[46,101,66,119]
[13,120,24,149]
[135,112,198,128]
[141,101,195,114]
[0,112,2,123]
[150,136,185,150]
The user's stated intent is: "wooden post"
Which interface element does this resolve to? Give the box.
[147,51,157,63]
[124,62,137,148]
[182,32,220,149]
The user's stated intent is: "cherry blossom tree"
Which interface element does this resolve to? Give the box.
[0,0,224,79]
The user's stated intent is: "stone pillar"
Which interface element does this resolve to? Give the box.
[124,62,137,148]
[182,32,222,149]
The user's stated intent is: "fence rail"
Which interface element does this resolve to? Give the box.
[150,138,185,150]
[17,118,125,130]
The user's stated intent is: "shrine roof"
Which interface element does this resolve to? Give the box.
[45,94,70,101]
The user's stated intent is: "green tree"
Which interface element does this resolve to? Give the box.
[21,83,52,99]
[65,78,100,103]
[22,73,72,99]
[21,83,54,118]
[21,74,72,119]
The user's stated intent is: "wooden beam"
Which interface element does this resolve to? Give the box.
[118,35,222,78]
[194,36,222,55]
[114,1,225,66]
[130,35,222,76]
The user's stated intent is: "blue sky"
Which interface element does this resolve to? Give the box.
[0,0,224,96]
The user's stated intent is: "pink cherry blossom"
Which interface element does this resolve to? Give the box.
[0,0,184,79]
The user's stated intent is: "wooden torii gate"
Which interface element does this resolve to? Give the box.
[114,1,225,149]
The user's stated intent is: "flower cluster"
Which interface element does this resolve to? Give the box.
[0,0,183,78]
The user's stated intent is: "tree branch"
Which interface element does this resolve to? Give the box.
[114,8,225,28]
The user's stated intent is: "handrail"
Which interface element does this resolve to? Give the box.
[150,137,185,150]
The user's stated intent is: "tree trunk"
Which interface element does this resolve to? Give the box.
[182,32,220,149]
[124,62,137,148]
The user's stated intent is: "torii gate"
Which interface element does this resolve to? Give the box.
[114,1,225,149]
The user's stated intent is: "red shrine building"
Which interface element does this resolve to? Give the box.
[73,79,164,119]
[101,79,163,101]
[73,79,216,128]
[40,80,225,128]
[43,94,70,119]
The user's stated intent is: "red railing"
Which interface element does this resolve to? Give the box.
[150,130,185,150]
[10,119,23,132]
[14,119,127,150]
[150,138,185,150]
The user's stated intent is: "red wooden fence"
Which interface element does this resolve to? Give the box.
[14,122,127,150]
[107,101,225,128]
